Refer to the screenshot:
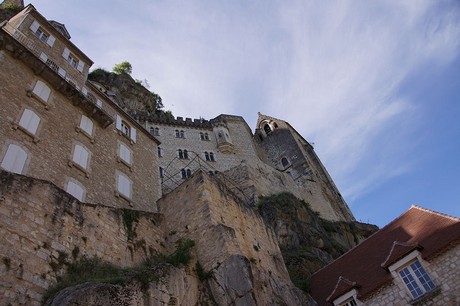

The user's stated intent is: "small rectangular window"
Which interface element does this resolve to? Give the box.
[79,115,93,136]
[72,144,89,170]
[119,143,132,165]
[117,172,132,200]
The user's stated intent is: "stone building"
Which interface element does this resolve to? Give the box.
[0,4,161,212]
[311,205,460,306]
[0,2,354,223]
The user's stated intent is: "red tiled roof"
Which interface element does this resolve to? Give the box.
[326,277,360,302]
[311,205,460,305]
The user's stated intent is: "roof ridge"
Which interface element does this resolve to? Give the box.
[380,240,421,268]
[326,276,359,302]
[410,204,460,222]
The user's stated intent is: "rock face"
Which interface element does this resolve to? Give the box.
[258,192,378,291]
[158,171,312,306]
[88,69,164,116]
[48,265,201,306]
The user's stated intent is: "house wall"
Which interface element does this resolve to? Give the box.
[0,36,161,211]
[363,244,460,306]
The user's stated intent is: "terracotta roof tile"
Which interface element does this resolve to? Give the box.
[311,205,460,305]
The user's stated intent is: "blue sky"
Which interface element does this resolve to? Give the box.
[27,1,460,227]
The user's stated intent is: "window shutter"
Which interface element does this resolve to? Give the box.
[19,109,40,135]
[1,144,27,174]
[80,115,93,135]
[58,67,66,77]
[62,48,70,59]
[115,115,122,130]
[82,87,88,95]
[66,181,84,201]
[73,145,89,169]
[30,20,39,32]
[39,52,48,62]
[130,127,136,143]
[96,99,102,108]
[77,61,84,72]
[46,35,55,47]
[33,80,51,102]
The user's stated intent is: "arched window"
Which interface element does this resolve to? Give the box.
[150,127,155,135]
[210,152,215,162]
[178,149,184,159]
[32,80,51,102]
[281,157,290,168]
[66,180,85,202]
[157,147,162,157]
[264,124,272,135]
[1,144,28,174]
[72,144,90,170]
[180,130,185,138]
[181,169,187,179]
[186,169,192,178]
[175,130,180,138]
[200,132,204,140]
[159,167,164,178]
[19,109,40,135]
[183,149,188,159]
[154,127,160,136]
[204,152,210,161]
[204,133,209,140]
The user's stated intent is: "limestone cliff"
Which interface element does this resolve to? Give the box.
[88,69,165,116]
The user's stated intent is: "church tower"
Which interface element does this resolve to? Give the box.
[254,113,355,222]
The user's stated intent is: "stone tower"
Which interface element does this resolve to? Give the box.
[254,113,355,221]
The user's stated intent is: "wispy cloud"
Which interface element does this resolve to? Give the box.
[32,0,460,204]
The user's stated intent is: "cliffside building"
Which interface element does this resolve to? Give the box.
[0,3,354,222]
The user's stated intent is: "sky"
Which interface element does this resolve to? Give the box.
[27,0,460,227]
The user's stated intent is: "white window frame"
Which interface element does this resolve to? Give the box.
[333,289,361,306]
[31,80,51,104]
[115,115,136,143]
[18,109,41,136]
[1,144,28,174]
[62,48,85,72]
[116,171,132,201]
[66,179,86,202]
[71,144,90,171]
[388,250,437,301]
[118,142,132,167]
[30,20,55,47]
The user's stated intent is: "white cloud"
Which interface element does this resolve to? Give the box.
[31,0,460,203]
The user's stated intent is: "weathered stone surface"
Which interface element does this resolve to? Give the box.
[48,264,201,306]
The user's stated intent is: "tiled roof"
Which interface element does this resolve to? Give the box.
[311,205,460,305]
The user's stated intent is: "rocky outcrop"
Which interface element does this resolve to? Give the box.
[257,192,378,291]
[88,69,164,116]
[48,264,202,306]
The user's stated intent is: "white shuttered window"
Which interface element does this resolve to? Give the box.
[119,143,132,165]
[19,109,40,135]
[79,115,93,136]
[72,144,89,170]
[32,80,51,102]
[1,144,27,174]
[66,180,85,202]
[117,172,132,199]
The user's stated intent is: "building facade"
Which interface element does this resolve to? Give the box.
[0,4,161,212]
[311,205,460,306]
[1,3,354,222]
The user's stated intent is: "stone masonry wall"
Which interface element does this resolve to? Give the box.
[158,170,311,305]
[363,244,460,306]
[0,46,161,212]
[0,171,164,306]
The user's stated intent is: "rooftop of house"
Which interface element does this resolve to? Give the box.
[311,205,460,305]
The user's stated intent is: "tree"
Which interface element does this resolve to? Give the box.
[113,61,132,75]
